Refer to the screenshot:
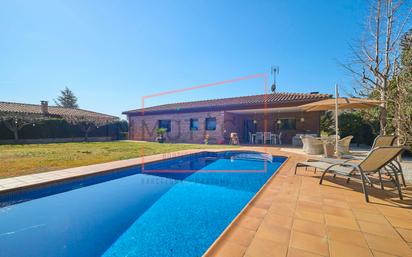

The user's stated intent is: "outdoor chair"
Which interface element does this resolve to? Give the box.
[255,132,264,144]
[301,135,324,155]
[229,132,239,145]
[292,134,304,146]
[278,132,283,145]
[337,135,353,154]
[373,135,397,148]
[345,135,405,187]
[295,147,404,202]
[301,134,406,188]
[263,132,271,144]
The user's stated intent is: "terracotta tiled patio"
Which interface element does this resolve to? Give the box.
[206,147,412,257]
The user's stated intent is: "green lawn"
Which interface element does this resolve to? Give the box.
[0,141,236,179]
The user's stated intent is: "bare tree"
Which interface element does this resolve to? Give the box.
[62,115,118,141]
[343,0,412,135]
[0,112,44,141]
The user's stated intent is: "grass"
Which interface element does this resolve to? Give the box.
[0,141,236,179]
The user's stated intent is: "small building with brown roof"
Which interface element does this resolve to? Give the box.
[0,101,119,142]
[123,92,332,144]
[0,101,117,120]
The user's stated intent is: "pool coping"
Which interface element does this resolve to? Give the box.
[0,147,276,194]
[202,151,290,257]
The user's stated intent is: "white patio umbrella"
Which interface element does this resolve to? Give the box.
[300,84,383,154]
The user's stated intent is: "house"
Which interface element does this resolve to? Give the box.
[0,101,118,119]
[0,101,119,142]
[123,92,332,144]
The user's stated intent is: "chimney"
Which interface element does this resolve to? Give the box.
[40,101,49,114]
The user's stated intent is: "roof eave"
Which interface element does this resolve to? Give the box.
[123,98,331,116]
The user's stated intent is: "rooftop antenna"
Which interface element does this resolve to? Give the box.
[271,66,279,93]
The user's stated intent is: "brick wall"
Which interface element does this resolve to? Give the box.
[128,110,322,144]
[128,111,226,144]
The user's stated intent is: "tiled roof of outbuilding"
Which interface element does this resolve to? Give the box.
[0,101,117,119]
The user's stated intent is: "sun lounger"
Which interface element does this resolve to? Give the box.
[295,147,404,202]
[335,135,406,187]
[319,147,404,202]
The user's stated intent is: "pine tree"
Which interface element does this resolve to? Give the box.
[54,87,79,108]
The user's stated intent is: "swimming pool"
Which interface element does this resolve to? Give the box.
[0,151,286,257]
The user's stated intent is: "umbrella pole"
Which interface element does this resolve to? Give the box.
[335,84,339,156]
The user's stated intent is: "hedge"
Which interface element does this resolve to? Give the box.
[0,119,128,140]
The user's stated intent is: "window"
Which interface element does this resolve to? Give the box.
[278,118,296,130]
[190,118,199,131]
[158,120,171,132]
[205,117,216,130]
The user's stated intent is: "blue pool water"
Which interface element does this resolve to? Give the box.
[0,151,285,257]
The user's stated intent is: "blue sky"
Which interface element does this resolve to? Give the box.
[0,0,367,117]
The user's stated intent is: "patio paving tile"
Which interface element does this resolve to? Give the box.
[326,226,369,248]
[243,206,267,219]
[254,222,291,244]
[322,199,350,210]
[290,231,329,256]
[225,226,256,247]
[363,233,412,256]
[357,220,401,239]
[286,247,326,257]
[397,228,412,243]
[371,250,399,257]
[209,241,246,257]
[328,240,373,257]
[322,206,354,218]
[294,209,325,224]
[324,214,360,231]
[236,215,262,231]
[244,237,288,257]
[268,203,295,217]
[353,210,390,224]
[385,216,412,230]
[263,213,293,230]
[292,218,327,237]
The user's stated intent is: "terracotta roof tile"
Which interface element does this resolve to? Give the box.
[123,92,331,115]
[0,101,117,119]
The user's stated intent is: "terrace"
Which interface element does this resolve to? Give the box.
[1,144,411,256]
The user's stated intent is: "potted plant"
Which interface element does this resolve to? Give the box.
[156,128,167,143]
[321,135,335,157]
[204,133,209,145]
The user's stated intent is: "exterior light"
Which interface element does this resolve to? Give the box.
[253,120,257,124]
[277,120,282,124]
[300,117,305,122]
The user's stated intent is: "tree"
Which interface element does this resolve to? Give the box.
[62,115,117,141]
[0,112,44,141]
[54,87,79,108]
[343,0,412,135]
[320,111,335,136]
[390,29,412,150]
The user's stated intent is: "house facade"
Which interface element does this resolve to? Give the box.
[123,92,331,144]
